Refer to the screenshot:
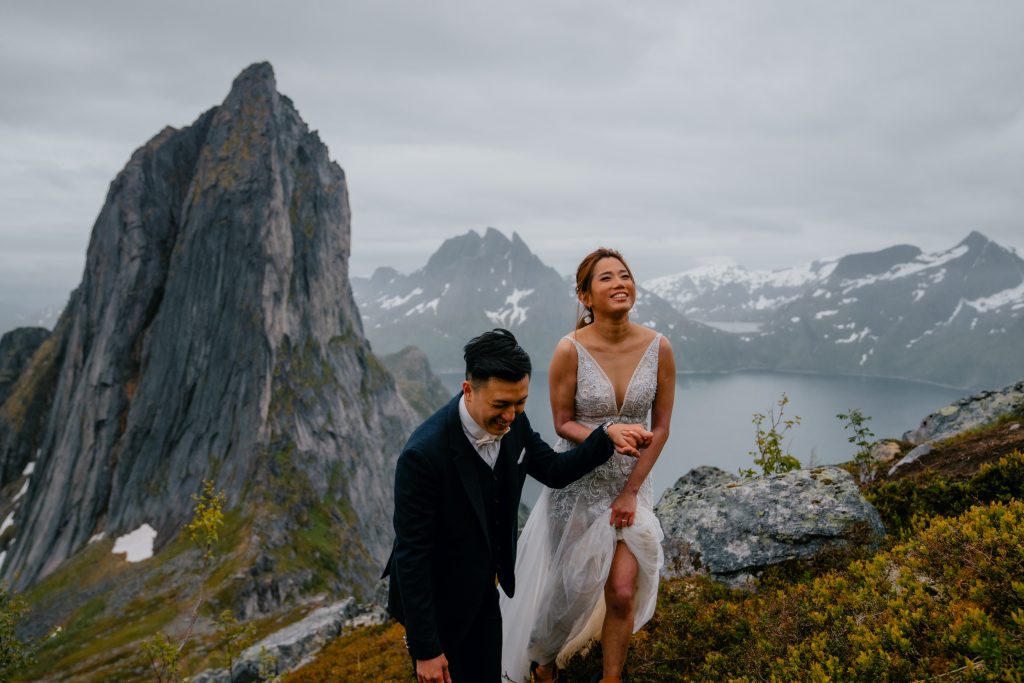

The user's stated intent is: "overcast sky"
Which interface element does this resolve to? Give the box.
[2,0,1023,318]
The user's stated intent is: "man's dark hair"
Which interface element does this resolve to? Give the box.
[464,328,532,385]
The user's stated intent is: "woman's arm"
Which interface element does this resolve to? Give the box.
[610,336,676,526]
[549,337,595,445]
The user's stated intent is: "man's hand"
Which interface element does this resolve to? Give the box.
[416,654,452,683]
[605,423,653,457]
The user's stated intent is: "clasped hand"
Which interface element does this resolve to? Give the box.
[605,423,653,457]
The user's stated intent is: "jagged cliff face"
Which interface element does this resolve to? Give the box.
[0,63,418,594]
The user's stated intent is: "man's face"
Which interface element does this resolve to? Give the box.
[462,376,530,435]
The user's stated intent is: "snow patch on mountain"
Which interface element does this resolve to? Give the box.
[380,288,423,309]
[839,246,968,294]
[406,298,440,316]
[965,279,1024,313]
[485,288,535,327]
[112,524,157,563]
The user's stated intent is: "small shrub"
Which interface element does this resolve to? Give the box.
[741,393,802,477]
[837,408,875,481]
[144,479,226,683]
[867,450,1024,539]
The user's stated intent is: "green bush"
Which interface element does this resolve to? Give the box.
[866,451,1024,539]
[562,500,1024,681]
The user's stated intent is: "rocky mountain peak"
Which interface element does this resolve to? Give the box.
[958,230,993,251]
[0,63,418,597]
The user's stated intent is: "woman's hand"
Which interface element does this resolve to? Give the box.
[605,423,653,457]
[609,491,638,528]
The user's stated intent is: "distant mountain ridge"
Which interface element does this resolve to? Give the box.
[353,228,742,374]
[358,230,1022,389]
[647,231,1024,388]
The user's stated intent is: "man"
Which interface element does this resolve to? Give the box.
[383,329,652,683]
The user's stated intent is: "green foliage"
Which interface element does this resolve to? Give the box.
[143,479,226,683]
[562,500,1024,681]
[141,632,181,683]
[837,408,876,482]
[0,588,34,681]
[214,608,255,674]
[187,479,227,566]
[257,646,279,682]
[867,450,1024,539]
[281,622,412,682]
[740,392,802,476]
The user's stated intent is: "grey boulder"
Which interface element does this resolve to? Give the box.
[902,379,1024,445]
[192,598,387,682]
[655,466,885,588]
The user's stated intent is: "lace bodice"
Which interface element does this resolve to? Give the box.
[551,332,662,516]
[569,332,661,426]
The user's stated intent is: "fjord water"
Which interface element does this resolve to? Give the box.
[441,371,964,502]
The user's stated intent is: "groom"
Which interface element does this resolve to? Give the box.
[383,328,652,683]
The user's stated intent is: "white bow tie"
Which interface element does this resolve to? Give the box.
[474,430,508,448]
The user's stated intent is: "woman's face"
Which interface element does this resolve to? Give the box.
[582,256,635,316]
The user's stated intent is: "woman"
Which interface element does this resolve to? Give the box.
[501,248,675,683]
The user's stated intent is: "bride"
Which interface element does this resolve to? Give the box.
[501,248,675,683]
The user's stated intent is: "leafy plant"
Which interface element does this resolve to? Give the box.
[837,408,876,481]
[741,393,802,476]
[143,479,226,682]
[215,608,256,675]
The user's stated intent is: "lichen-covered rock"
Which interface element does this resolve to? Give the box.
[888,442,932,477]
[869,440,902,464]
[902,379,1024,445]
[192,598,388,683]
[655,466,885,588]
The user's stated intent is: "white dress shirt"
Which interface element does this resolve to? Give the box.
[458,395,507,469]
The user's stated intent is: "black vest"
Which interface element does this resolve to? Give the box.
[468,448,507,575]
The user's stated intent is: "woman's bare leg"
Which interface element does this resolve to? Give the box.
[601,541,639,678]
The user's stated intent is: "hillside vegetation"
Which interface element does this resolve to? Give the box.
[286,414,1024,682]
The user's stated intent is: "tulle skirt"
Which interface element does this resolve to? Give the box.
[500,479,664,683]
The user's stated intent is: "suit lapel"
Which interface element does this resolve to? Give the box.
[497,430,521,507]
[448,398,492,552]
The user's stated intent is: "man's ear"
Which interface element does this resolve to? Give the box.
[461,380,472,400]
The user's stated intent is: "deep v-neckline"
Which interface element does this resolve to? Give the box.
[572,333,660,415]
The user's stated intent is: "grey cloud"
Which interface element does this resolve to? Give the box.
[1,0,1023,313]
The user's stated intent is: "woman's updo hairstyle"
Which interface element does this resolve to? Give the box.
[574,247,635,329]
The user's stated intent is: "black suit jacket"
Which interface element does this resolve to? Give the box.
[382,393,615,660]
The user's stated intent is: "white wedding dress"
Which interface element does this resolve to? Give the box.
[500,333,665,683]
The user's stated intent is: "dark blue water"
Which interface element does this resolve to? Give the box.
[440,371,964,502]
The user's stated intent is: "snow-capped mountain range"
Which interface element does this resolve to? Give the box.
[358,230,1022,389]
[648,231,1024,388]
[644,258,839,322]
[352,228,740,373]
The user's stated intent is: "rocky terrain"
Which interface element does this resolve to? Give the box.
[0,63,428,681]
[655,466,884,587]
